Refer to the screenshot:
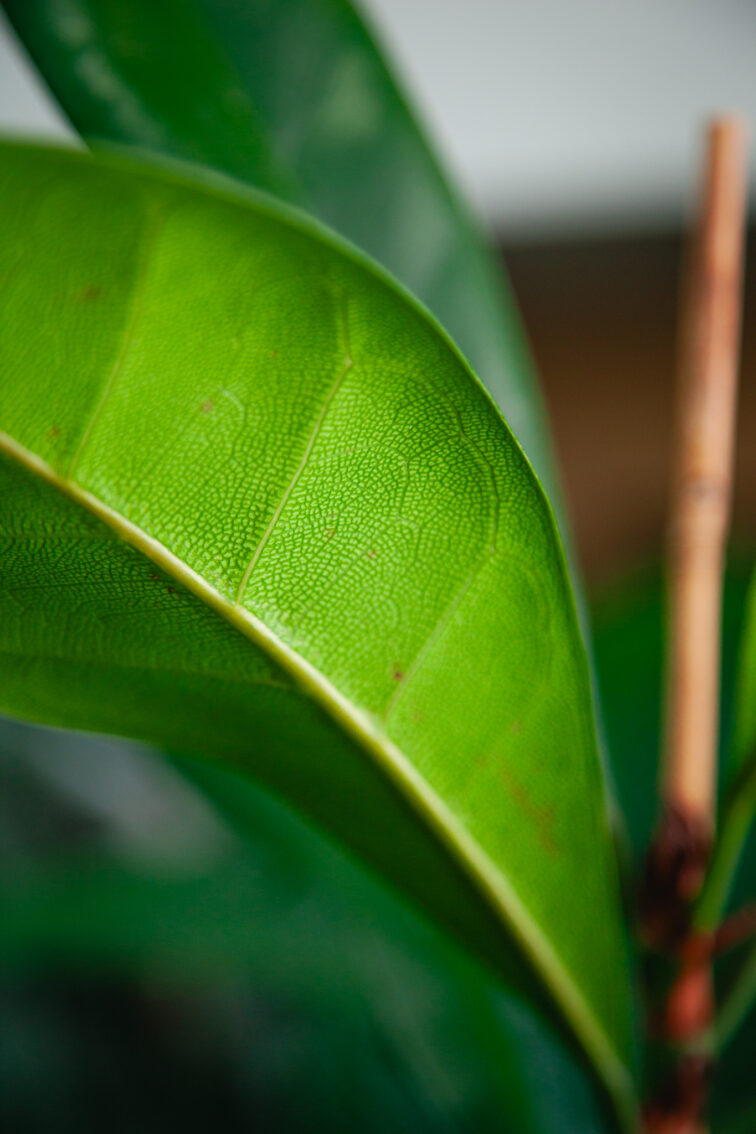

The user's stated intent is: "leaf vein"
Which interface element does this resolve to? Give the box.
[233,290,353,602]
[66,204,167,479]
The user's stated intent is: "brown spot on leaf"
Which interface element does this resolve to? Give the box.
[324,527,336,540]
[499,766,557,854]
[511,720,522,734]
[78,285,102,302]
[392,665,404,682]
[48,425,60,440]
[200,400,214,415]
[366,548,377,560]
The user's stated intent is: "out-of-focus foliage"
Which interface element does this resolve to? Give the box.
[592,561,752,862]
[710,963,756,1134]
[731,572,756,774]
[0,719,610,1134]
[591,560,756,1131]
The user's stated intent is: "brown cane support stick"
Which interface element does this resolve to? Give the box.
[664,116,748,863]
[642,117,748,1134]
[644,116,748,945]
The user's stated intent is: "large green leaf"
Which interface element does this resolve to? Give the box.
[2,0,558,499]
[0,144,634,1122]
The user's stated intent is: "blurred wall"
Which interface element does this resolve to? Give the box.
[363,0,756,237]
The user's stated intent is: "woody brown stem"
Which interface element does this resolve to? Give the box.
[664,116,747,839]
[641,117,748,1134]
[643,117,748,947]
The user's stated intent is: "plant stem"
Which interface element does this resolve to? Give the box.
[644,118,748,945]
[641,116,748,1134]
[664,116,747,837]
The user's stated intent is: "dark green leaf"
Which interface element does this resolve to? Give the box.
[698,570,756,1052]
[0,722,612,1134]
[731,571,756,778]
[695,570,756,933]
[591,563,752,862]
[711,962,756,1134]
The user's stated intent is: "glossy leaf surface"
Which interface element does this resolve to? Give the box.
[2,0,558,498]
[0,145,633,1119]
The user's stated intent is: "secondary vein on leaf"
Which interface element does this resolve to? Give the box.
[382,562,484,723]
[66,204,167,480]
[383,391,501,722]
[233,289,353,603]
[435,387,502,554]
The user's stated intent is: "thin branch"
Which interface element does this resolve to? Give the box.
[641,115,748,1134]
[664,115,748,833]
[643,117,749,947]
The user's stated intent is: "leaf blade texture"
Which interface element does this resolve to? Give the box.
[0,145,635,1122]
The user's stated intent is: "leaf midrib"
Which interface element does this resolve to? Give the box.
[0,427,636,1126]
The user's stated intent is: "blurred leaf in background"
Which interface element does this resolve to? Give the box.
[0,720,610,1134]
[591,560,753,863]
[591,558,756,1133]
